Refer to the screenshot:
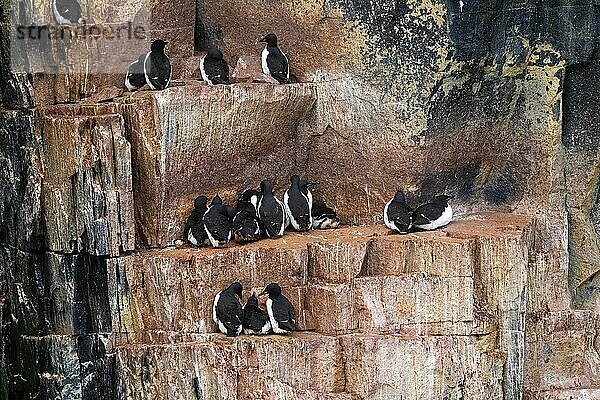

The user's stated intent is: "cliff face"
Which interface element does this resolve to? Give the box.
[0,0,599,399]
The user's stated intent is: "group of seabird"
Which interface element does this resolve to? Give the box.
[125,33,290,91]
[384,190,453,234]
[213,282,296,337]
[52,0,291,88]
[184,176,339,248]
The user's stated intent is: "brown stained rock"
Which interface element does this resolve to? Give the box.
[305,284,356,334]
[530,390,600,400]
[235,333,345,396]
[353,275,475,334]
[116,333,344,400]
[81,86,124,104]
[307,229,373,284]
[116,340,239,400]
[40,105,135,256]
[340,334,505,400]
[363,234,476,278]
[230,55,279,84]
[524,311,600,394]
[117,82,317,247]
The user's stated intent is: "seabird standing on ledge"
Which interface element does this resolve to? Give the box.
[284,175,312,231]
[242,293,271,335]
[258,33,291,84]
[257,180,286,238]
[184,195,209,247]
[200,48,230,85]
[144,39,172,90]
[213,282,244,337]
[203,195,234,247]
[125,54,148,92]
[259,283,297,334]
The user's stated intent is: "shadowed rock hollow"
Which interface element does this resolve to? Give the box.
[0,0,599,399]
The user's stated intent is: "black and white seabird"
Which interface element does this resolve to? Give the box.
[237,189,262,216]
[53,0,83,24]
[184,195,209,247]
[258,33,291,84]
[257,180,286,238]
[413,195,453,231]
[200,48,229,85]
[383,190,413,234]
[259,283,297,334]
[213,282,244,337]
[311,200,340,229]
[232,209,262,242]
[125,54,147,92]
[242,293,271,335]
[284,175,312,231]
[203,196,235,247]
[144,39,172,90]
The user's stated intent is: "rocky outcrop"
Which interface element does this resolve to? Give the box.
[1,0,600,398]
[117,83,317,247]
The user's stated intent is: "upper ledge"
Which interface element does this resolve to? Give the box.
[116,80,318,103]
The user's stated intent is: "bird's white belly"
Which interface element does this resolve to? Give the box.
[261,48,270,76]
[199,56,210,84]
[419,205,453,230]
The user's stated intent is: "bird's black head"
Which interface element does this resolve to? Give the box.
[259,282,282,298]
[207,48,223,60]
[290,175,300,186]
[194,195,208,210]
[433,195,453,205]
[260,180,273,194]
[226,282,243,297]
[245,293,258,307]
[211,195,223,206]
[258,33,278,46]
[393,190,407,204]
[150,39,168,52]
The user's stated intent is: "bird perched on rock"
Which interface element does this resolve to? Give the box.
[125,54,148,92]
[383,190,413,234]
[258,33,291,84]
[200,48,230,85]
[232,207,262,242]
[184,195,209,247]
[144,39,172,90]
[53,0,83,24]
[311,200,340,229]
[413,195,453,231]
[284,175,313,231]
[213,282,244,337]
[260,283,297,334]
[257,180,286,238]
[237,189,262,215]
[203,195,235,247]
[242,293,271,335]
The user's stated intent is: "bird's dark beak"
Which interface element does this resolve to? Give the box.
[256,37,266,44]
[259,290,267,296]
